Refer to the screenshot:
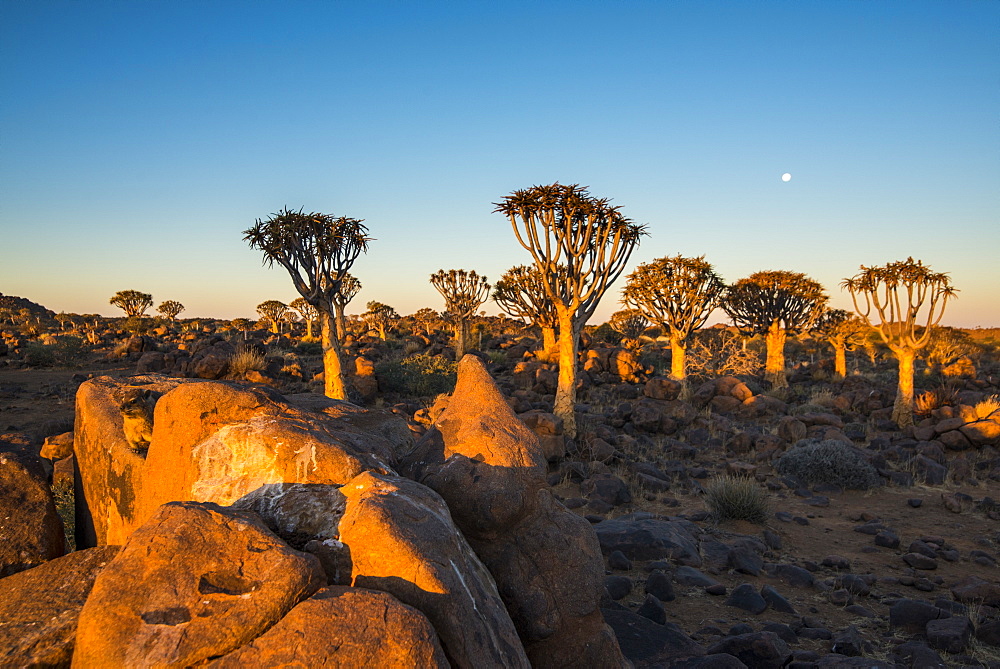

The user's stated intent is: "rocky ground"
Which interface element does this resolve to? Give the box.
[1,325,999,667]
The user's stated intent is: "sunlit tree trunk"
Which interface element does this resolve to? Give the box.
[320,310,346,400]
[454,320,469,359]
[891,346,916,427]
[764,321,787,388]
[554,308,580,438]
[669,332,687,381]
[833,338,847,380]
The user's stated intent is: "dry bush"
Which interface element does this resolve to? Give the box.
[915,384,960,417]
[685,329,761,379]
[777,439,882,490]
[229,347,266,376]
[704,475,770,524]
[974,395,1000,420]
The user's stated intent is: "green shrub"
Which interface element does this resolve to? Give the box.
[375,353,457,397]
[704,475,770,523]
[776,439,882,490]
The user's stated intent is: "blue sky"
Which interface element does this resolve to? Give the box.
[2,1,997,327]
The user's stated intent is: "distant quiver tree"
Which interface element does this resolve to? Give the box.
[430,269,490,359]
[495,183,646,437]
[492,264,562,358]
[363,301,398,341]
[622,255,725,381]
[244,208,372,400]
[109,290,153,318]
[608,309,649,350]
[331,273,362,341]
[157,300,185,321]
[722,271,827,388]
[811,308,868,380]
[842,257,956,427]
[289,297,318,339]
[256,300,288,334]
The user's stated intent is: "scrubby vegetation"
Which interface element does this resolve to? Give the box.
[704,475,770,523]
[777,438,883,490]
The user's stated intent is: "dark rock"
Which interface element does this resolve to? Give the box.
[725,583,768,614]
[728,547,764,576]
[976,619,1000,647]
[669,653,748,669]
[767,563,815,588]
[706,631,791,669]
[673,566,720,588]
[603,609,705,667]
[637,593,666,625]
[902,552,937,570]
[843,604,877,618]
[604,575,632,601]
[926,616,972,654]
[820,555,851,571]
[0,443,65,576]
[761,622,797,644]
[645,571,676,602]
[594,515,702,565]
[951,575,1000,606]
[581,474,633,507]
[608,550,632,571]
[759,585,796,614]
[874,530,900,548]
[831,625,869,657]
[892,640,945,668]
[828,588,852,606]
[889,598,946,634]
[908,498,923,508]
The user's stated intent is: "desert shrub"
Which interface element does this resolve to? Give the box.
[228,346,266,376]
[704,475,770,523]
[294,341,323,356]
[637,347,671,375]
[974,395,1000,420]
[777,439,882,490]
[375,353,457,397]
[685,329,761,379]
[52,478,76,551]
[915,384,960,416]
[591,322,623,347]
[23,336,88,367]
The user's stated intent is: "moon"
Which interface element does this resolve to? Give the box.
[781,173,792,182]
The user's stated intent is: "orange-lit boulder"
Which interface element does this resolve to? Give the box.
[338,470,529,668]
[406,355,628,668]
[0,546,119,668]
[208,586,448,668]
[74,377,404,545]
[0,440,65,576]
[73,501,324,668]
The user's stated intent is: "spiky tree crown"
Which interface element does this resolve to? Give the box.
[723,270,827,336]
[609,309,649,340]
[812,308,868,344]
[331,274,362,309]
[256,300,288,323]
[623,254,725,341]
[495,183,646,322]
[157,300,185,320]
[842,257,956,349]
[243,208,372,312]
[109,290,153,318]
[430,269,490,320]
[493,265,560,328]
[289,297,318,320]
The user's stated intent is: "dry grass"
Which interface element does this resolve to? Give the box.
[703,475,770,524]
[228,348,266,376]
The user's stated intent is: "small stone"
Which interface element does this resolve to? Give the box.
[829,588,852,606]
[644,571,675,603]
[725,583,768,614]
[926,616,972,654]
[874,530,900,549]
[604,575,632,601]
[902,553,937,570]
[760,584,796,614]
[636,593,666,625]
[608,550,632,571]
[705,584,727,596]
[821,555,851,571]
[907,498,923,508]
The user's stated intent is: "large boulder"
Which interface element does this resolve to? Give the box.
[404,355,627,668]
[74,376,404,545]
[0,440,65,576]
[73,501,325,667]
[0,546,119,667]
[338,470,529,668]
[208,586,449,667]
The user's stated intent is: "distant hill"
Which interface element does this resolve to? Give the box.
[0,293,55,319]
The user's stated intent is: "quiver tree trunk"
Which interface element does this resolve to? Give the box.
[541,326,557,360]
[320,310,347,400]
[764,322,788,388]
[669,333,687,381]
[454,320,469,359]
[333,302,347,342]
[833,339,847,380]
[554,309,581,438]
[891,346,917,427]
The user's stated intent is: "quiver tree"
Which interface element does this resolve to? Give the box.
[811,308,868,380]
[410,307,440,335]
[363,301,398,340]
[842,257,956,426]
[289,297,318,339]
[156,300,185,321]
[722,271,827,388]
[244,208,372,400]
[492,264,562,358]
[495,183,646,437]
[229,318,253,338]
[430,269,490,358]
[256,300,288,334]
[331,273,361,342]
[109,290,153,318]
[622,255,725,381]
[608,309,649,349]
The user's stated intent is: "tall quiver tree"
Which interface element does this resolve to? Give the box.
[811,308,868,380]
[496,183,646,437]
[723,271,827,389]
[109,290,153,318]
[493,265,561,358]
[331,273,361,342]
[256,300,288,334]
[430,269,490,359]
[244,208,371,400]
[842,257,955,427]
[622,255,725,381]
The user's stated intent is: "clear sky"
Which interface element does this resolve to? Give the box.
[2,1,998,327]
